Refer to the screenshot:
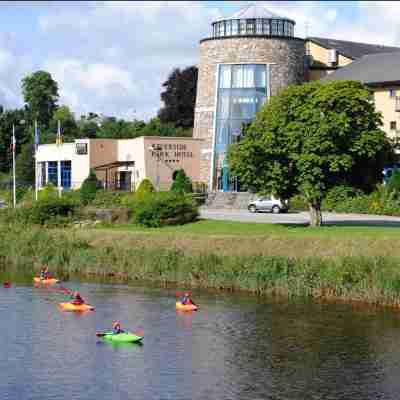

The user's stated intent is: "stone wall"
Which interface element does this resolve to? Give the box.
[193,36,306,187]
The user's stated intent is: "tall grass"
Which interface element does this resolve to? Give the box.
[2,223,400,307]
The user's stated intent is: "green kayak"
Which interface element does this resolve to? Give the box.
[101,332,143,343]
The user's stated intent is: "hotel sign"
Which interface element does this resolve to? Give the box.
[150,143,194,161]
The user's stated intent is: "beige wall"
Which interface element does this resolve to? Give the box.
[306,41,353,67]
[89,139,118,187]
[373,87,400,140]
[143,137,201,191]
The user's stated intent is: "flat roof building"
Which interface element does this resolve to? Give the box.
[36,136,202,192]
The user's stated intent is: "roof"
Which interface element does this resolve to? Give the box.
[323,52,400,85]
[214,3,295,24]
[307,37,400,60]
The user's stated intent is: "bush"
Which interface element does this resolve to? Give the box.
[80,169,100,205]
[39,183,58,201]
[290,195,308,211]
[135,178,155,199]
[129,192,198,227]
[322,185,362,211]
[91,190,127,208]
[388,170,400,194]
[171,169,193,194]
[29,197,79,225]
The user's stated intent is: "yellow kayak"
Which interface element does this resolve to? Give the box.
[59,302,95,312]
[176,301,198,311]
[34,277,59,285]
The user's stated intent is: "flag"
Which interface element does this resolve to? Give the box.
[34,121,40,152]
[11,127,16,154]
[56,120,63,146]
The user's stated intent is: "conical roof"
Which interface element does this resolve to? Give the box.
[214,3,295,24]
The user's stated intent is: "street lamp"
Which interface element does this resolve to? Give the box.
[12,119,25,208]
[148,144,162,191]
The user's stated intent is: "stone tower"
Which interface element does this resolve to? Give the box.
[193,4,305,192]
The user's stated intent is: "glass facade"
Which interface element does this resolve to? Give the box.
[46,161,71,188]
[214,64,269,191]
[212,18,294,38]
[48,161,58,186]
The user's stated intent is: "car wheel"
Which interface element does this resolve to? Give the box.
[272,205,280,214]
[248,205,257,213]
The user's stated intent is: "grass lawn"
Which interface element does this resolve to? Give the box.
[74,219,400,258]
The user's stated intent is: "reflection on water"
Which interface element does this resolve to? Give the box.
[1,277,400,399]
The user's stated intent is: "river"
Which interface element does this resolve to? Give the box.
[1,278,400,400]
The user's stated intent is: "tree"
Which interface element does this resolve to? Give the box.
[80,169,100,205]
[229,80,391,227]
[15,139,35,186]
[158,66,198,129]
[171,169,193,193]
[135,178,154,199]
[22,71,59,129]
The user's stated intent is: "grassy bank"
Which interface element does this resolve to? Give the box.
[2,220,400,307]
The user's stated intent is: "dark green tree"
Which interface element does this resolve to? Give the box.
[15,139,35,186]
[22,70,59,129]
[158,66,198,129]
[229,80,391,227]
[80,169,100,205]
[45,105,79,143]
[171,169,193,193]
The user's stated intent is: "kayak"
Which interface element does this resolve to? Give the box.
[59,302,95,312]
[100,332,143,343]
[176,301,198,311]
[34,277,59,285]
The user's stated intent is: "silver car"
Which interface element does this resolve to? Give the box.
[248,195,289,214]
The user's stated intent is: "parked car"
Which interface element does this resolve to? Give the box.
[248,195,289,214]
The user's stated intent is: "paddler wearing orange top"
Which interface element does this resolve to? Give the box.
[180,292,193,305]
[70,291,85,305]
[39,266,50,280]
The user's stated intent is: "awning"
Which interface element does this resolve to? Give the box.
[93,161,135,171]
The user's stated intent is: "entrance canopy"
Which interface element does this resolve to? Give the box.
[94,161,135,191]
[93,161,135,171]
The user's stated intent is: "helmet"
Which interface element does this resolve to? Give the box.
[74,291,80,297]
[185,292,190,296]
[113,321,121,328]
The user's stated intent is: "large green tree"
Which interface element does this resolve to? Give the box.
[158,66,198,129]
[22,70,59,129]
[229,80,392,227]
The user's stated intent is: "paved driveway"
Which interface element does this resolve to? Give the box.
[200,208,400,226]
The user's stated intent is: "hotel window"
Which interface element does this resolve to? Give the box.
[256,20,262,34]
[390,89,397,98]
[262,20,270,35]
[271,20,278,35]
[390,121,397,130]
[232,20,238,35]
[246,19,255,34]
[76,143,88,155]
[48,161,58,186]
[239,20,246,35]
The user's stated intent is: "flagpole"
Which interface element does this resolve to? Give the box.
[57,120,62,198]
[34,120,38,201]
[12,124,16,208]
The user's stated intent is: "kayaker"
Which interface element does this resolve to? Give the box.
[71,291,85,305]
[112,321,124,334]
[180,292,193,305]
[40,266,49,280]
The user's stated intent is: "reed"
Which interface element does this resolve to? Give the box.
[2,222,400,307]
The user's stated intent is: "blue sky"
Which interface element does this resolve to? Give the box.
[0,1,399,121]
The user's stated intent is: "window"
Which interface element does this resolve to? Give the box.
[390,121,397,130]
[256,20,262,34]
[232,20,238,35]
[262,19,270,35]
[76,143,88,155]
[390,89,397,98]
[48,161,58,186]
[271,20,278,35]
[61,161,71,188]
[40,162,46,187]
[226,20,232,36]
[246,19,255,34]
[239,20,246,35]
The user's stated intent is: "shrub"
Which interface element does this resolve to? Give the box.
[80,169,100,205]
[171,169,193,194]
[29,197,79,225]
[91,190,127,208]
[388,170,400,194]
[129,192,198,227]
[135,178,155,199]
[322,185,362,211]
[39,183,58,201]
[290,195,308,211]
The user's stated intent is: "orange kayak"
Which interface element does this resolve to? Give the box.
[34,277,59,285]
[176,301,198,311]
[59,302,95,312]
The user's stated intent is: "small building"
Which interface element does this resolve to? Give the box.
[323,52,400,146]
[35,136,202,192]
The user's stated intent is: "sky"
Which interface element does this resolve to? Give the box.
[0,1,400,122]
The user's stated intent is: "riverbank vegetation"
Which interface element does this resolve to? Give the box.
[2,220,400,307]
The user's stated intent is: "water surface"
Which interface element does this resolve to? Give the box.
[1,279,400,399]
